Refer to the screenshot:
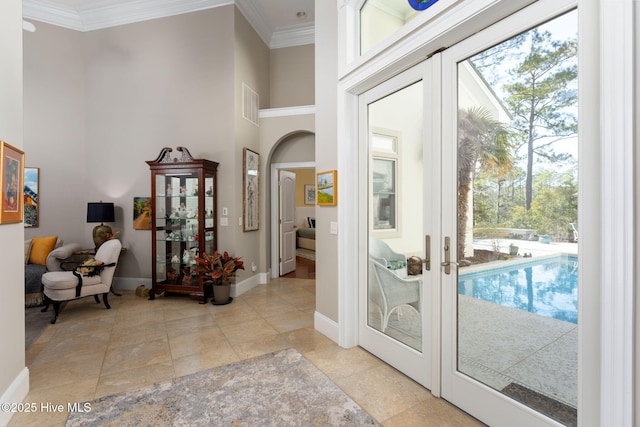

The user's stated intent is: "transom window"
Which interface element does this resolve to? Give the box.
[360,0,429,55]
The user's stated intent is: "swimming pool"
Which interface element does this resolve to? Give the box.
[458,255,578,323]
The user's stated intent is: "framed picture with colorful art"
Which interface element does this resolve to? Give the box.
[316,170,337,206]
[0,141,25,224]
[24,167,39,227]
[133,197,152,230]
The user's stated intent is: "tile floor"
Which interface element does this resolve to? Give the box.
[13,273,483,427]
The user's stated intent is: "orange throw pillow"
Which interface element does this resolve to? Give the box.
[28,236,58,266]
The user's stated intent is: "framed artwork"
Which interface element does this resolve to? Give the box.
[317,170,337,206]
[24,167,39,227]
[243,148,260,231]
[133,197,152,230]
[304,184,316,205]
[0,141,25,224]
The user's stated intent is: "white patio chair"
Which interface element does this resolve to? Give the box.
[369,257,421,332]
[570,222,578,242]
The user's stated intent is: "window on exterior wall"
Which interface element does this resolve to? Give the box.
[371,132,399,232]
[360,0,421,55]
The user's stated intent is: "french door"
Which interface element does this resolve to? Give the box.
[358,63,436,388]
[359,1,578,425]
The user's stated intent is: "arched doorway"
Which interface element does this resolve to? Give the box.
[265,131,316,278]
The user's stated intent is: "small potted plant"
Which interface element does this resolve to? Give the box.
[194,250,244,305]
[509,243,519,256]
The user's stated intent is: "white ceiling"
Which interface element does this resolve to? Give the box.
[22,0,315,48]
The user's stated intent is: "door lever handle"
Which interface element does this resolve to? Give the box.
[440,260,459,268]
[442,236,457,275]
[424,235,431,271]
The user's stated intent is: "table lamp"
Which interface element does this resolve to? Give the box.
[87,202,115,250]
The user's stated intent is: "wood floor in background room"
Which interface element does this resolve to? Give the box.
[282,257,316,279]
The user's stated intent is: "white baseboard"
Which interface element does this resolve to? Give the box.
[113,274,268,297]
[232,272,267,297]
[112,277,152,291]
[314,311,339,345]
[0,368,29,427]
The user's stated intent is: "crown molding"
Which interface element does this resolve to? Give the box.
[23,0,84,30]
[270,25,315,49]
[235,0,314,48]
[234,0,271,46]
[23,0,315,47]
[81,0,233,31]
[23,0,230,32]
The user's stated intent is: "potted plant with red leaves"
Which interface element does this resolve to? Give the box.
[194,250,244,305]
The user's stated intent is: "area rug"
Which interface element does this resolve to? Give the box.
[296,248,316,261]
[25,305,54,349]
[502,382,576,427]
[66,348,380,426]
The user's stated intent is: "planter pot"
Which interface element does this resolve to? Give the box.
[538,235,551,244]
[211,280,232,305]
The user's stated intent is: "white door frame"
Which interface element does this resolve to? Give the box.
[336,0,631,425]
[597,1,635,425]
[270,161,315,278]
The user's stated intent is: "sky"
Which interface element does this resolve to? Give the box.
[469,9,578,175]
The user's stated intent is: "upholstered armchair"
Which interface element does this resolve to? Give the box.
[24,237,81,307]
[41,239,122,324]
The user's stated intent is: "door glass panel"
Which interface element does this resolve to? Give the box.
[368,81,424,351]
[456,10,578,424]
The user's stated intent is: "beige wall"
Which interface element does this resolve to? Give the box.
[23,22,86,246]
[270,132,315,163]
[83,8,237,280]
[270,44,315,108]
[22,6,273,284]
[314,2,339,322]
[285,168,315,207]
[233,10,271,280]
[0,1,28,423]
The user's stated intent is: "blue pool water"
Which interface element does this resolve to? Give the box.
[458,255,578,323]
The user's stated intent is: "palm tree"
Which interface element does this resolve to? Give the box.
[457,106,512,258]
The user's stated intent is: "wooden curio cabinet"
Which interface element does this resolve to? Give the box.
[147,147,218,303]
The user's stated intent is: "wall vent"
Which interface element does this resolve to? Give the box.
[242,83,259,126]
